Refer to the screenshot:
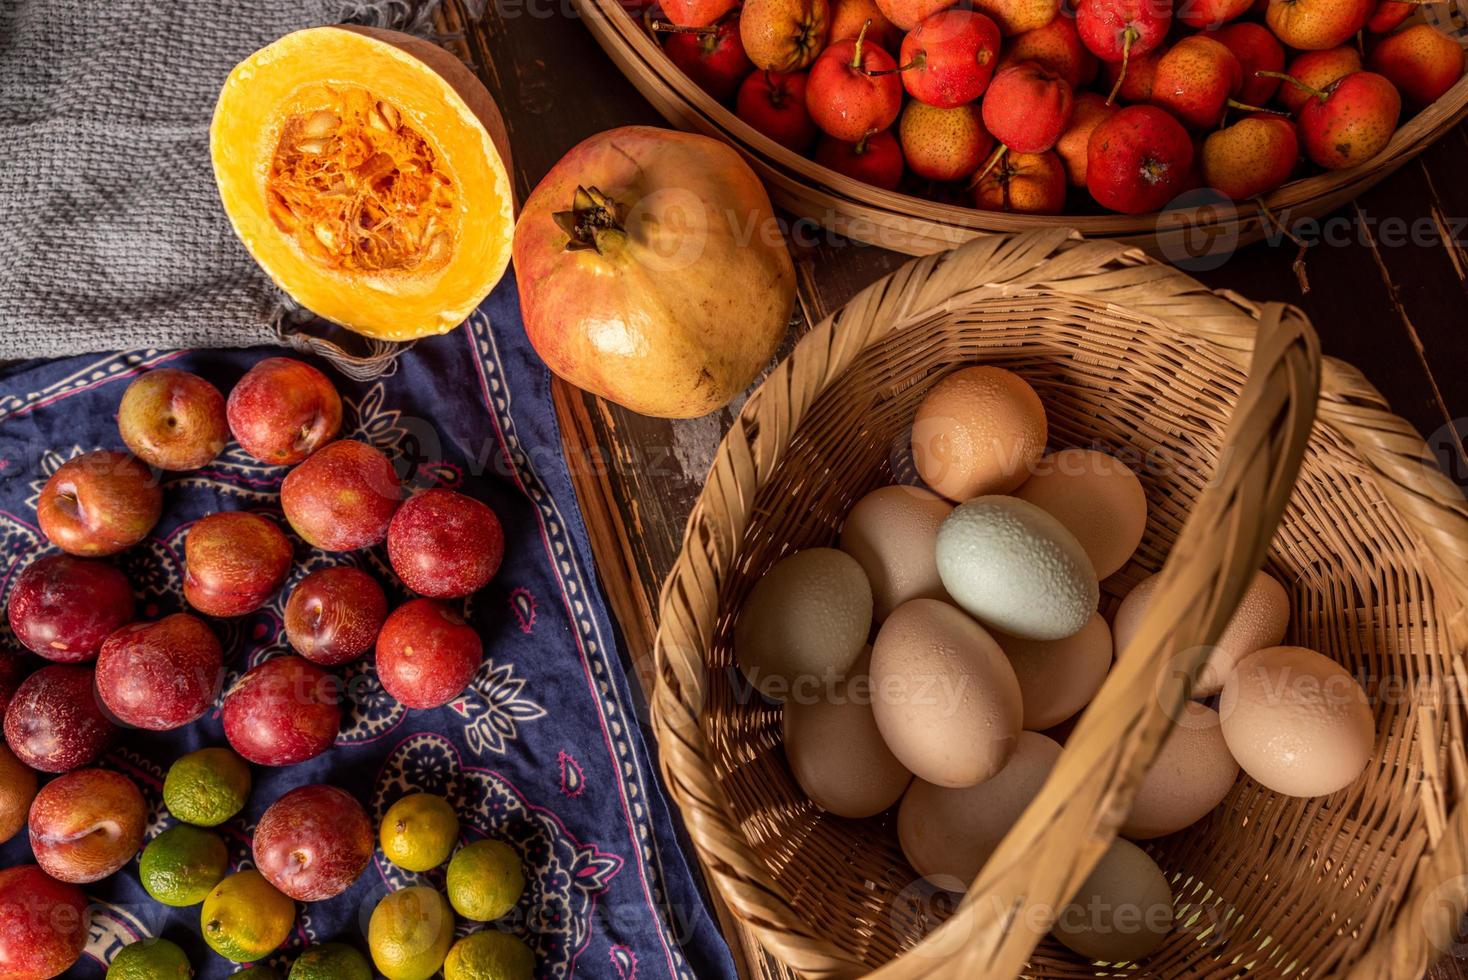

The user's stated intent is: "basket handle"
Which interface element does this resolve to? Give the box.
[868,303,1322,979]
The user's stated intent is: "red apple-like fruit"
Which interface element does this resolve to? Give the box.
[1151,35,1243,129]
[655,18,753,101]
[1202,114,1299,199]
[741,0,830,71]
[1366,0,1414,34]
[899,102,994,181]
[376,600,484,710]
[3,665,116,773]
[285,567,388,666]
[1290,70,1402,169]
[7,555,134,663]
[387,490,505,599]
[981,60,1074,153]
[1267,0,1374,51]
[806,23,905,141]
[37,451,162,557]
[28,768,146,884]
[900,9,1003,108]
[0,865,89,979]
[1087,104,1195,213]
[1056,91,1119,186]
[222,656,342,766]
[829,0,900,49]
[117,368,229,472]
[1177,0,1251,29]
[95,614,223,731]
[1077,0,1172,103]
[1277,46,1363,114]
[1209,22,1286,106]
[875,0,956,31]
[184,511,293,616]
[999,13,1097,91]
[659,0,737,27]
[226,357,343,466]
[814,130,905,188]
[737,71,819,151]
[280,440,402,552]
[973,150,1067,212]
[1368,24,1465,106]
[972,0,1061,35]
[254,784,374,902]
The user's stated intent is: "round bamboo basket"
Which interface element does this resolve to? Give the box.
[652,228,1468,978]
[572,2,1468,257]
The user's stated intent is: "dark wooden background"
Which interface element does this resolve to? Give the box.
[441,4,1468,977]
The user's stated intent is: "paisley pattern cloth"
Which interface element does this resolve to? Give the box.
[0,272,736,980]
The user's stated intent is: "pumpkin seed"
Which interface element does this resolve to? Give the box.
[314,224,337,249]
[296,139,328,155]
[302,111,340,138]
[375,101,401,130]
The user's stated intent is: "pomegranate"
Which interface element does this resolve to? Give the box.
[513,127,796,419]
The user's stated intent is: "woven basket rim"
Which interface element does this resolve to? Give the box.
[650,229,1468,979]
[574,1,1468,254]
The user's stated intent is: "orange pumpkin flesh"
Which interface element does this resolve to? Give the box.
[211,27,514,341]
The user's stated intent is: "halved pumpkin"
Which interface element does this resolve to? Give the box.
[211,26,515,341]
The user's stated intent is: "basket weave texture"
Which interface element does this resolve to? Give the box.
[574,2,1468,257]
[652,229,1468,978]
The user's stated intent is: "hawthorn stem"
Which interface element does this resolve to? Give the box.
[851,18,871,71]
[1254,197,1312,294]
[1226,99,1291,116]
[972,144,1009,187]
[648,20,715,35]
[1106,26,1139,107]
[1257,70,1327,103]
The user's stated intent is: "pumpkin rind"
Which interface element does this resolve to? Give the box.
[211,26,515,341]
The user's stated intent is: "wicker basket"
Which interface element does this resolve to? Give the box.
[652,229,1468,978]
[573,1,1468,257]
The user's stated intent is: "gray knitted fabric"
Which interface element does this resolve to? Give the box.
[0,0,435,367]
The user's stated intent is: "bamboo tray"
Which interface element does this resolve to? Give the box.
[573,1,1468,257]
[652,228,1468,977]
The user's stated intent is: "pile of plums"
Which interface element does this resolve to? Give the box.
[644,0,1466,214]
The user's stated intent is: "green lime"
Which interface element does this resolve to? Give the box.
[164,747,252,826]
[201,870,295,962]
[380,793,459,872]
[443,931,535,980]
[288,942,373,980]
[140,825,229,907]
[233,967,283,980]
[369,886,456,980]
[106,937,192,978]
[446,840,524,922]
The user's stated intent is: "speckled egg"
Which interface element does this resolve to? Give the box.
[935,496,1099,641]
[1122,701,1239,840]
[1220,646,1374,798]
[897,731,1062,889]
[782,649,912,818]
[1115,569,1289,697]
[999,613,1112,730]
[911,366,1048,501]
[735,548,873,703]
[1052,838,1173,962]
[1015,449,1148,579]
[840,485,953,622]
[871,598,1023,788]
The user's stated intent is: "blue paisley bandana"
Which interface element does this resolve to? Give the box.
[0,272,736,980]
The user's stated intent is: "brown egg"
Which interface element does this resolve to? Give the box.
[1115,569,1289,697]
[735,548,873,702]
[1220,646,1375,798]
[1015,449,1148,579]
[1122,702,1238,840]
[783,649,912,818]
[871,599,1023,788]
[999,613,1112,730]
[1052,839,1173,962]
[840,485,953,622]
[897,731,1062,890]
[911,366,1047,501]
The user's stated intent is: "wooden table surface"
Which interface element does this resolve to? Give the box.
[443,4,1468,977]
